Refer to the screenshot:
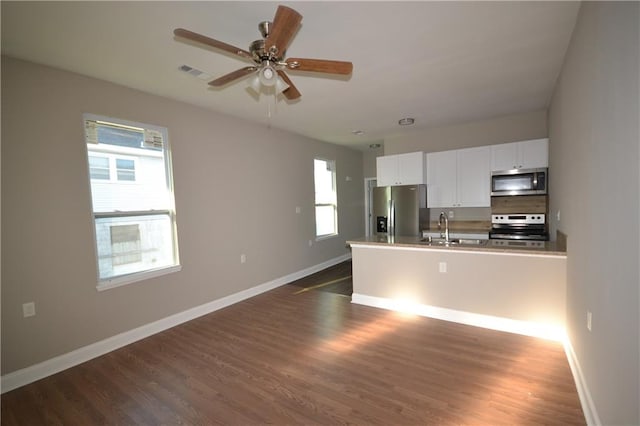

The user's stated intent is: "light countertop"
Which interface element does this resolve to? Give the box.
[347,235,566,257]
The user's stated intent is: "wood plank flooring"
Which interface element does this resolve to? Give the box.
[2,261,585,425]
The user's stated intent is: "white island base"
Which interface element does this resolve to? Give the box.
[350,244,567,341]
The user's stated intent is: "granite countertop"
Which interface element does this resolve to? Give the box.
[347,235,566,257]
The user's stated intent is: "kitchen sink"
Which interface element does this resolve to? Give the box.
[419,237,488,246]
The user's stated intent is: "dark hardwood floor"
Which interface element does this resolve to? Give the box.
[288,260,353,297]
[2,260,585,425]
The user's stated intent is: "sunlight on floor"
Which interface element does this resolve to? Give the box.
[459,335,581,424]
[316,311,416,355]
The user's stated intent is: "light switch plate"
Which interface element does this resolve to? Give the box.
[23,302,36,318]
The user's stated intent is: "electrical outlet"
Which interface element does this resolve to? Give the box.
[439,262,447,273]
[308,240,313,247]
[557,210,561,222]
[295,206,301,214]
[587,311,592,331]
[22,302,36,318]
[448,211,454,219]
[240,254,246,264]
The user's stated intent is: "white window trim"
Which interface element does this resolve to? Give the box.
[315,232,340,242]
[83,113,180,290]
[314,157,339,239]
[97,265,182,291]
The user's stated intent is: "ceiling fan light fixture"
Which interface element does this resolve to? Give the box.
[275,76,290,93]
[259,61,277,86]
[249,75,262,93]
[248,73,289,98]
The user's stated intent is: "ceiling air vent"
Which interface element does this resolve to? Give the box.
[178,65,212,81]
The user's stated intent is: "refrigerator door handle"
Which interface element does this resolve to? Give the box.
[388,199,395,236]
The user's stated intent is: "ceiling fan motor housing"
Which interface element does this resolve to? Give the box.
[250,38,283,64]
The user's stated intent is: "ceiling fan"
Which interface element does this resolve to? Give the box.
[173,5,353,100]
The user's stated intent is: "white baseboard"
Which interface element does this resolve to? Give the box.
[564,339,601,425]
[1,253,351,394]
[351,293,566,342]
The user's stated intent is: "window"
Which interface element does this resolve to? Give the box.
[110,224,142,266]
[314,158,338,237]
[84,114,180,289]
[89,156,110,180]
[88,155,137,182]
[115,158,135,181]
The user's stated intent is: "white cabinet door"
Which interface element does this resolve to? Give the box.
[426,150,457,208]
[428,147,491,208]
[376,152,426,186]
[519,138,548,169]
[457,146,491,207]
[490,142,519,171]
[376,155,398,186]
[397,152,426,185]
[491,138,548,171]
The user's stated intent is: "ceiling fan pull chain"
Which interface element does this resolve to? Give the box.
[267,95,272,128]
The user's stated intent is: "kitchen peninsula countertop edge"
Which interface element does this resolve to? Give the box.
[347,236,567,257]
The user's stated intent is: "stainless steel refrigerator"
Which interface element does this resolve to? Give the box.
[373,185,428,236]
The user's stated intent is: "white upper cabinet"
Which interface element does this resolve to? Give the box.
[426,150,457,207]
[376,156,398,186]
[457,147,491,207]
[376,151,426,186]
[427,146,491,208]
[490,138,548,171]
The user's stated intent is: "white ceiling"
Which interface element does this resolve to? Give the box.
[1,1,580,150]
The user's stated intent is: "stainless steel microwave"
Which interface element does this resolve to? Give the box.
[491,167,547,196]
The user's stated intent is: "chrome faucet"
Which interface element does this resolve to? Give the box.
[438,211,450,242]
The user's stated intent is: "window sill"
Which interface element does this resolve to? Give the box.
[316,233,339,242]
[97,265,182,291]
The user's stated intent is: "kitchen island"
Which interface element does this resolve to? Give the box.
[347,235,567,341]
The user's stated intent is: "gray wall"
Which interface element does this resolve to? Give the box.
[383,109,547,155]
[548,2,639,424]
[362,145,383,178]
[1,57,364,374]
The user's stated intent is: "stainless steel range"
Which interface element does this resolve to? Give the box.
[489,213,548,241]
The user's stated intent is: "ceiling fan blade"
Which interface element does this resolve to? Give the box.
[285,58,353,75]
[276,70,301,100]
[208,66,257,87]
[264,5,302,57]
[174,28,253,60]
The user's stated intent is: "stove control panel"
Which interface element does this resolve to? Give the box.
[491,214,545,225]
[490,239,546,248]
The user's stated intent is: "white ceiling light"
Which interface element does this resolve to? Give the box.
[248,72,289,96]
[258,61,277,87]
[275,76,289,93]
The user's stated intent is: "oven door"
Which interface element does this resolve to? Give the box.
[491,168,547,196]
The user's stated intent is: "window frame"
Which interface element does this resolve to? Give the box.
[313,157,339,239]
[83,113,181,290]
